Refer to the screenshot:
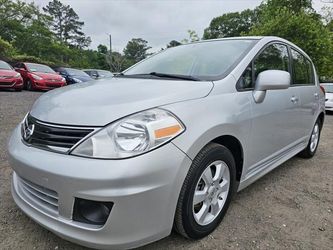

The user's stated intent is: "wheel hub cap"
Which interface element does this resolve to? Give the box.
[310,123,319,152]
[192,160,230,226]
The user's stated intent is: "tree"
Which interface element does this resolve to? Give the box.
[108,52,127,72]
[181,30,200,43]
[123,38,151,63]
[261,0,313,14]
[249,8,333,78]
[167,40,181,48]
[43,0,91,48]
[203,9,259,39]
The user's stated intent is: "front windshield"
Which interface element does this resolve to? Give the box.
[0,61,13,70]
[124,39,257,81]
[26,63,55,73]
[322,84,333,93]
[66,68,90,77]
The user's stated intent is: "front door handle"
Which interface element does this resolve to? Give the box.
[291,96,299,104]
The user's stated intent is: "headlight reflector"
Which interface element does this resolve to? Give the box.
[71,109,184,159]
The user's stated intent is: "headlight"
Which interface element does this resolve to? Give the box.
[72,77,82,83]
[14,73,21,78]
[61,77,66,82]
[71,108,185,159]
[31,74,42,80]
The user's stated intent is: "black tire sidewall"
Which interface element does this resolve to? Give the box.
[308,120,321,156]
[181,144,237,239]
[27,80,32,91]
[299,119,322,158]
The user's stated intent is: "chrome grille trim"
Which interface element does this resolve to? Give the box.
[22,114,99,154]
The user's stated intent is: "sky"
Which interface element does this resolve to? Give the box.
[28,0,332,53]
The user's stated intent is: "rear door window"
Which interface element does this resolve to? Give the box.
[291,49,314,85]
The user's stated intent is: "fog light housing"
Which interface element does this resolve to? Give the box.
[73,198,113,225]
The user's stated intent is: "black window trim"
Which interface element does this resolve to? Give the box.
[236,41,291,92]
[289,46,316,87]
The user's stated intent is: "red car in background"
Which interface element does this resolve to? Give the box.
[14,62,66,91]
[0,60,23,91]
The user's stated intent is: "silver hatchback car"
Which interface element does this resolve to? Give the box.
[8,37,325,249]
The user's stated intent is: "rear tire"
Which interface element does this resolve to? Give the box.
[174,143,236,239]
[298,119,322,158]
[26,80,33,91]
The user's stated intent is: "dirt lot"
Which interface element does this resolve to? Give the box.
[0,90,332,250]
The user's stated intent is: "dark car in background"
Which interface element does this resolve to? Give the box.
[83,69,113,79]
[54,67,92,84]
[0,60,23,91]
[14,62,66,91]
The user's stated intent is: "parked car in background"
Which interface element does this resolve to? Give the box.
[54,67,92,84]
[83,69,113,79]
[9,37,325,249]
[14,62,66,91]
[0,60,23,91]
[321,83,333,112]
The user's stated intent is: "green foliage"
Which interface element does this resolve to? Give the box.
[43,0,91,48]
[0,36,15,58]
[249,3,333,78]
[123,38,151,63]
[203,0,333,78]
[11,54,58,66]
[203,9,259,39]
[260,0,313,14]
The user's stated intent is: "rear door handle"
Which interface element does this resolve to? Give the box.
[291,96,299,104]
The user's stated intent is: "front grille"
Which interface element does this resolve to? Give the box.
[0,81,14,86]
[46,83,62,87]
[17,175,59,214]
[22,114,94,153]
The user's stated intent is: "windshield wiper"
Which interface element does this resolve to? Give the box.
[148,72,200,81]
[116,72,200,81]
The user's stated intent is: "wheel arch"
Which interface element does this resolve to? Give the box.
[211,135,244,182]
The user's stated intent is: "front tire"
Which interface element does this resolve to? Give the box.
[174,143,236,239]
[298,119,322,158]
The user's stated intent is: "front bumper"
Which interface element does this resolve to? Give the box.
[325,100,333,111]
[8,126,192,249]
[33,80,66,90]
[0,78,23,89]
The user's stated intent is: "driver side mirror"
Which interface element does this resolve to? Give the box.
[253,70,290,103]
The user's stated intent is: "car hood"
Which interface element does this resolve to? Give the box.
[0,69,17,77]
[30,77,213,126]
[33,72,62,80]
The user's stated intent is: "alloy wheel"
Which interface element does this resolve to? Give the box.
[192,160,230,226]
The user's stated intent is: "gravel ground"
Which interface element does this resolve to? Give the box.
[0,90,332,250]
